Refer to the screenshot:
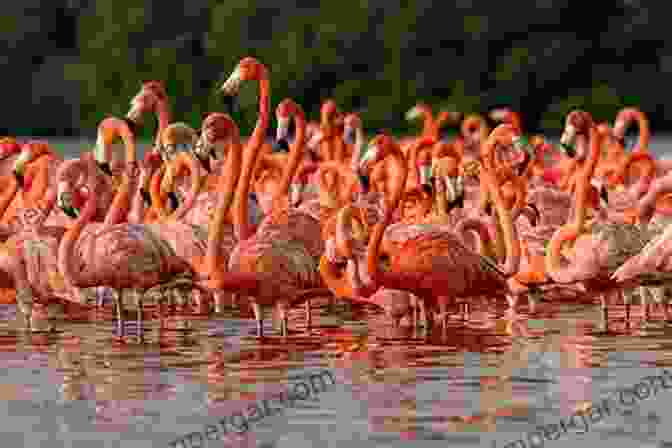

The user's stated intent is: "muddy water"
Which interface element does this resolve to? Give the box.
[2,137,672,447]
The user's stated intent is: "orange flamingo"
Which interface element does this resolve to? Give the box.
[322,132,524,327]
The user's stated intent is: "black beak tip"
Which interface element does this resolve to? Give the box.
[484,202,493,216]
[358,173,370,193]
[97,162,113,177]
[421,184,433,196]
[561,143,575,158]
[600,186,609,206]
[528,203,540,226]
[197,155,212,173]
[209,148,218,160]
[123,117,139,135]
[140,188,152,206]
[168,192,180,211]
[272,139,290,153]
[13,171,23,189]
[344,132,355,146]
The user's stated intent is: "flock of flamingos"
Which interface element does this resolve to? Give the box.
[1,56,672,342]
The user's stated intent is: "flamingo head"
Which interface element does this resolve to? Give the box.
[126,80,165,124]
[560,110,593,157]
[273,103,292,153]
[0,138,20,161]
[590,177,609,209]
[489,107,511,122]
[13,141,49,189]
[160,122,197,161]
[343,113,361,145]
[57,181,79,219]
[220,57,265,96]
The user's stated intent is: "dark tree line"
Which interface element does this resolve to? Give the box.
[3,0,671,138]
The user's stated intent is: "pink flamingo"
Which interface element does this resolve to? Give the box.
[0,188,66,331]
[610,173,672,322]
[56,146,202,341]
[322,132,525,331]
[544,127,656,330]
[125,80,172,206]
[201,57,331,336]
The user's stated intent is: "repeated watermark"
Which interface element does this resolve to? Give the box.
[170,369,336,447]
[493,369,672,448]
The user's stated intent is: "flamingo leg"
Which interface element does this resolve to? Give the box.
[640,286,651,321]
[16,287,33,331]
[305,299,312,330]
[599,293,610,333]
[623,289,633,324]
[252,302,263,337]
[135,291,143,343]
[115,289,125,339]
[650,286,670,322]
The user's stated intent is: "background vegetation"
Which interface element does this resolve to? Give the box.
[4,1,668,138]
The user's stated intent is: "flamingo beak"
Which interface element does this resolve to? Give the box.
[196,154,212,173]
[343,126,355,145]
[358,144,379,172]
[357,173,371,193]
[13,171,24,189]
[489,109,507,121]
[559,124,576,152]
[272,138,290,153]
[220,67,242,96]
[140,188,152,206]
[405,106,421,122]
[168,191,180,212]
[97,162,113,177]
[306,130,325,151]
[126,100,144,125]
[591,178,609,209]
[57,183,79,218]
[526,203,540,227]
[276,117,290,141]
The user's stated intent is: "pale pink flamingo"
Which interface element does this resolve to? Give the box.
[544,126,657,329]
[56,146,203,341]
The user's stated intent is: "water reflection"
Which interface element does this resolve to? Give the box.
[0,297,670,446]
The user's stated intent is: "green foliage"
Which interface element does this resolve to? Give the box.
[541,84,622,131]
[60,2,644,137]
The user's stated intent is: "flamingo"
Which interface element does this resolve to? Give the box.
[321,132,525,329]
[125,80,172,206]
[544,127,659,330]
[200,57,332,336]
[55,152,203,342]
[147,123,203,221]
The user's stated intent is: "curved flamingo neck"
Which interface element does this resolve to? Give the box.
[349,126,365,172]
[234,73,270,241]
[128,167,150,224]
[57,158,99,287]
[274,105,306,204]
[416,104,434,137]
[366,146,408,286]
[572,127,603,230]
[207,130,242,276]
[0,176,17,222]
[153,99,172,147]
[545,225,580,283]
